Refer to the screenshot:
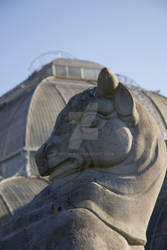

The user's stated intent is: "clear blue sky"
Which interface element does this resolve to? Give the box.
[0,0,167,96]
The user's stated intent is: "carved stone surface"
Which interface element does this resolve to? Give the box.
[0,68,166,250]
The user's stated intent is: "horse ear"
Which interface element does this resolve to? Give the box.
[97,68,119,97]
[114,83,139,126]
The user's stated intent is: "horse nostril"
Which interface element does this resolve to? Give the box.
[53,205,62,214]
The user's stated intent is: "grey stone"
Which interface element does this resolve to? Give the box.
[0,68,166,250]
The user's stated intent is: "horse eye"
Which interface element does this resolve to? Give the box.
[69,112,83,121]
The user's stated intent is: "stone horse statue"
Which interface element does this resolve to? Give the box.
[0,68,166,250]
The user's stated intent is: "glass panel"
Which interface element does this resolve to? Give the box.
[83,68,100,80]
[2,153,27,178]
[68,66,81,79]
[55,65,67,77]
